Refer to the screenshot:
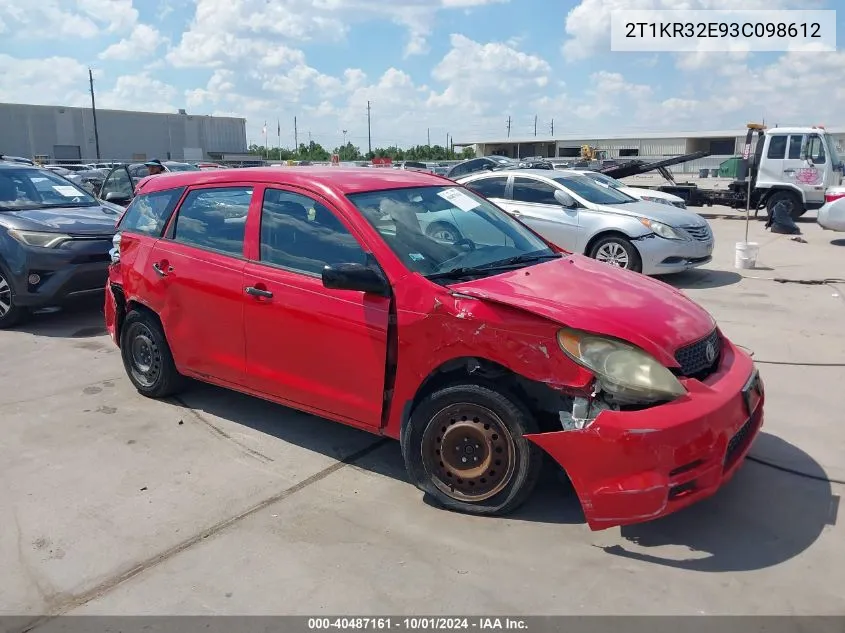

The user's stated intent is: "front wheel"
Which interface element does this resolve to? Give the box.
[766,191,805,220]
[401,383,543,516]
[0,268,27,329]
[589,235,642,272]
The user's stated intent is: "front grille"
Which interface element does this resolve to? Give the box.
[681,223,711,241]
[724,416,758,470]
[674,329,721,378]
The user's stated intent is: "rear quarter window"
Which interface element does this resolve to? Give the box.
[118,187,185,237]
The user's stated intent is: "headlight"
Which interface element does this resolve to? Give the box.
[638,218,686,240]
[640,195,673,206]
[557,328,686,404]
[7,229,71,248]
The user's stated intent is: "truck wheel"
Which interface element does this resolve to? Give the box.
[767,191,805,220]
[0,267,28,329]
[401,383,543,516]
[120,309,186,398]
[589,235,642,272]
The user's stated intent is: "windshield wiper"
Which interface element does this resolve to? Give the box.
[427,252,561,281]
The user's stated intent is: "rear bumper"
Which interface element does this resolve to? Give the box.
[526,341,763,530]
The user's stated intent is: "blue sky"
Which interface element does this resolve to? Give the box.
[1,0,843,150]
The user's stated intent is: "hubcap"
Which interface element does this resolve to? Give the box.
[128,324,161,387]
[421,403,516,502]
[595,242,630,268]
[0,274,11,318]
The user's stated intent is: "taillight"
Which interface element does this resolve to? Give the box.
[825,191,845,203]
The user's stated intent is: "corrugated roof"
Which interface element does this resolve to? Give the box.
[0,102,246,123]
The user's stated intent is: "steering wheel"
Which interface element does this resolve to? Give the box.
[453,237,476,251]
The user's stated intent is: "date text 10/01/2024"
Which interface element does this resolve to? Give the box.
[308,618,528,630]
[624,21,821,39]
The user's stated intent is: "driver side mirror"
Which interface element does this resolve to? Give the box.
[322,262,390,296]
[105,191,132,206]
[554,189,577,208]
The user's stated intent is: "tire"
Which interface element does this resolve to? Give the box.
[588,235,642,272]
[426,221,462,243]
[0,266,28,329]
[120,309,185,398]
[401,382,543,516]
[766,191,805,220]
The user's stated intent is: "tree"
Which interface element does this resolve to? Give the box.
[460,147,476,159]
[333,142,362,161]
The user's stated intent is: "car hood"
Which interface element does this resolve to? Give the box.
[449,254,716,366]
[588,199,705,227]
[619,185,683,204]
[0,205,120,235]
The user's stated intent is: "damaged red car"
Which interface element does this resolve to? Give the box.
[105,167,764,530]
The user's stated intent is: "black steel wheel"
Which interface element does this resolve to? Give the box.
[402,382,543,516]
[766,190,805,220]
[0,267,27,329]
[120,309,185,398]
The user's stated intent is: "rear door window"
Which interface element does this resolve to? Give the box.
[787,135,804,160]
[464,176,508,199]
[767,135,787,159]
[511,177,559,205]
[171,186,253,257]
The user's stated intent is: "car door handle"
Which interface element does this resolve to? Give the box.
[245,286,274,299]
[152,262,172,277]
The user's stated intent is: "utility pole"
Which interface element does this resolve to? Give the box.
[534,115,538,137]
[89,68,101,160]
[308,131,312,145]
[507,116,511,138]
[550,119,554,136]
[367,101,372,155]
[342,129,348,146]
[427,128,430,147]
[294,116,298,152]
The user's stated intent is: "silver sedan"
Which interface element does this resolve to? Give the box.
[456,169,714,275]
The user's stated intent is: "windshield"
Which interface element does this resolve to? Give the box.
[582,172,624,189]
[347,185,555,281]
[552,174,637,205]
[824,133,842,167]
[166,163,201,172]
[0,168,97,210]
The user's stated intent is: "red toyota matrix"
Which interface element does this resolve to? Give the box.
[105,167,764,530]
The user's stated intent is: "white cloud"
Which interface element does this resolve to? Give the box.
[0,55,90,106]
[99,24,168,60]
[97,72,180,113]
[0,0,137,39]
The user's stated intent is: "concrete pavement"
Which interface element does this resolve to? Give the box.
[1,210,843,623]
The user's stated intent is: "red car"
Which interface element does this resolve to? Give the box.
[104,167,764,530]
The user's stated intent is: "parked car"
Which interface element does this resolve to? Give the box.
[105,166,763,531]
[99,162,201,207]
[1,154,35,166]
[457,169,713,275]
[446,156,517,179]
[567,169,688,209]
[0,163,121,327]
[817,187,845,232]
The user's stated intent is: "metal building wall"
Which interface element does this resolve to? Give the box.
[0,103,247,161]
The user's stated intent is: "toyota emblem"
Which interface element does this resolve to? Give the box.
[705,340,717,364]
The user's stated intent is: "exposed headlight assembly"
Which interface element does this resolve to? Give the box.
[557,328,686,404]
[638,217,686,240]
[7,229,71,248]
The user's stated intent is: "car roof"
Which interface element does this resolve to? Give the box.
[138,166,451,195]
[463,168,562,179]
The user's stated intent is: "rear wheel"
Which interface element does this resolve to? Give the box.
[120,309,185,398]
[589,235,642,272]
[0,267,27,329]
[401,383,543,516]
[766,190,805,220]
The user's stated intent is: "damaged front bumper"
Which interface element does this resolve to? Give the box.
[525,341,764,531]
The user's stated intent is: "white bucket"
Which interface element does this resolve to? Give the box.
[735,241,759,269]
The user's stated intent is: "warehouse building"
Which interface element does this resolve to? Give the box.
[458,127,845,173]
[0,102,248,163]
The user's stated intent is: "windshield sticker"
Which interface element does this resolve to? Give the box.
[53,185,81,197]
[438,188,479,212]
[409,253,425,262]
